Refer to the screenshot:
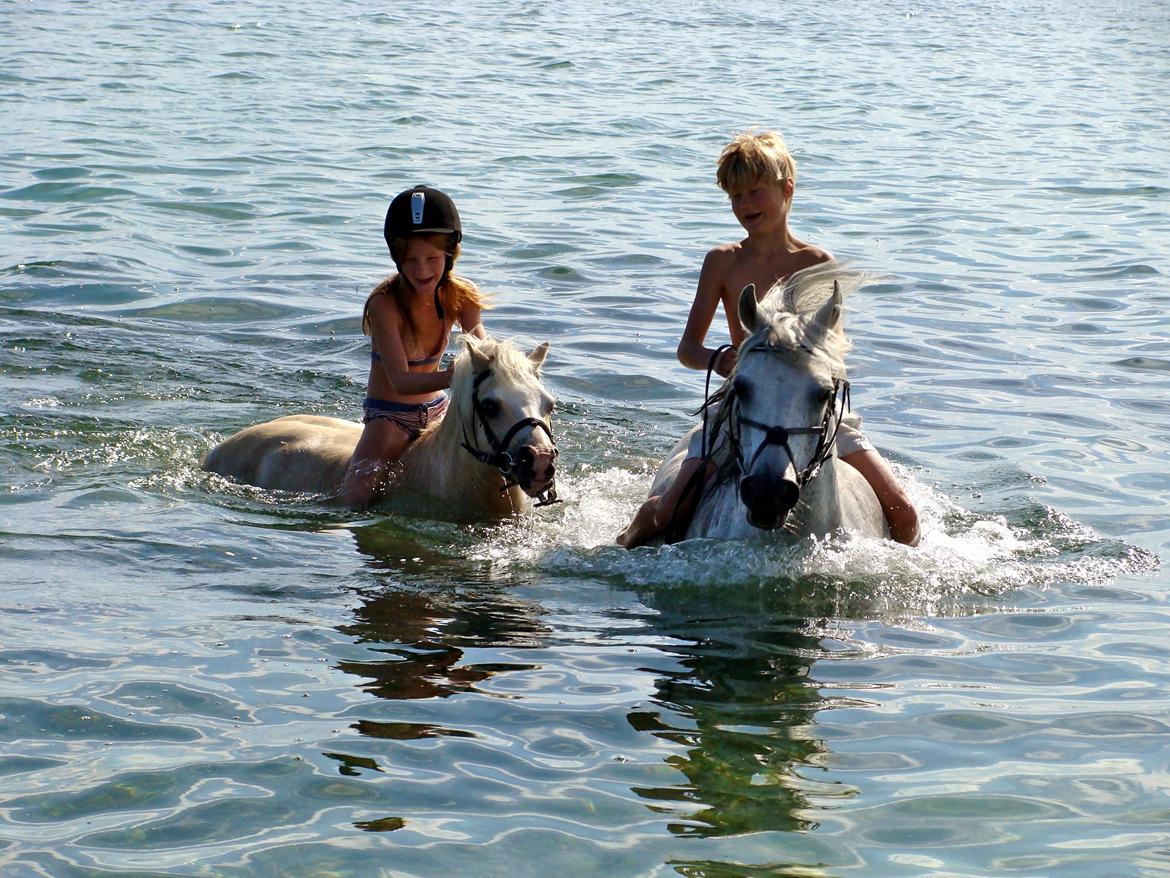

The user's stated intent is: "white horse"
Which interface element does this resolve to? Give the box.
[651,263,888,542]
[201,335,558,521]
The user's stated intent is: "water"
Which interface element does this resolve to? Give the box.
[3,1,1169,875]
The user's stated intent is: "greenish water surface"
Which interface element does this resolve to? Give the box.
[2,2,1169,876]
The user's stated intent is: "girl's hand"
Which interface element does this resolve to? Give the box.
[715,347,738,377]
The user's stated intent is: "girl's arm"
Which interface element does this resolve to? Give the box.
[677,248,743,377]
[458,298,486,339]
[368,297,453,394]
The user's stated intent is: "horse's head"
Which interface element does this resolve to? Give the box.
[454,335,558,505]
[728,267,853,530]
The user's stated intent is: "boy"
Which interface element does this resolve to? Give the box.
[617,131,919,548]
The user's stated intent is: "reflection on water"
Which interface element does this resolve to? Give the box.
[319,465,1162,864]
[629,610,831,838]
[339,523,845,847]
[3,0,1168,872]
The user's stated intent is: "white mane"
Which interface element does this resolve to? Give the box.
[742,261,865,381]
[437,336,541,432]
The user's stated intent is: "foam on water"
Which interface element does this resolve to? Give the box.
[465,467,1160,618]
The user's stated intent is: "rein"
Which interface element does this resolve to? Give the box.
[460,368,560,507]
[660,345,732,543]
[700,344,734,458]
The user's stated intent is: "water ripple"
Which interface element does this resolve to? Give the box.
[3,0,1170,874]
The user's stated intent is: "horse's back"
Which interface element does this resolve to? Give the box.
[202,414,360,495]
[648,427,697,497]
[832,463,889,538]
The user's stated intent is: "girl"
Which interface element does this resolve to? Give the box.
[342,185,487,509]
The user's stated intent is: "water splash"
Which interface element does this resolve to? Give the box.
[468,466,1160,618]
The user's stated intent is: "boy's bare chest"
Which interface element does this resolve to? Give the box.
[724,249,822,300]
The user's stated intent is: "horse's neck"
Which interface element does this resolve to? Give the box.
[399,404,525,517]
[689,472,752,540]
[800,455,887,536]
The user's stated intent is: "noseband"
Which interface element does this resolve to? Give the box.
[729,363,850,495]
[460,369,560,507]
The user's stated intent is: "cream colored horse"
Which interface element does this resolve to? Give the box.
[202,336,557,521]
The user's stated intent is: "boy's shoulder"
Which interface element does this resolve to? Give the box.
[798,243,834,267]
[703,238,833,269]
[703,239,746,265]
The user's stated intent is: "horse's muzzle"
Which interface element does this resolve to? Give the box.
[740,474,800,530]
[515,444,557,497]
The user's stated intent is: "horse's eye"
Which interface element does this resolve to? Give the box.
[480,398,500,418]
[733,376,750,401]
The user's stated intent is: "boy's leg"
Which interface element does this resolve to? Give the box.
[839,449,920,546]
[342,420,412,509]
[617,456,710,548]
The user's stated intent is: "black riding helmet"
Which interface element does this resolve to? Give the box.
[384,185,462,252]
[384,185,462,320]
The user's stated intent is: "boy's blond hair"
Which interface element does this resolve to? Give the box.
[716,131,797,193]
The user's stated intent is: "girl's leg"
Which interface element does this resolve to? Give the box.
[839,449,920,546]
[342,420,412,509]
[617,456,710,548]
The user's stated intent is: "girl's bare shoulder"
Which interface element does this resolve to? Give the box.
[365,288,400,325]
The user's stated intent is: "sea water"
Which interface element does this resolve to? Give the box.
[2,1,1169,875]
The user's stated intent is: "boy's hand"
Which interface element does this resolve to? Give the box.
[714,348,738,377]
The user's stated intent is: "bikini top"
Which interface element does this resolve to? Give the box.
[371,322,451,367]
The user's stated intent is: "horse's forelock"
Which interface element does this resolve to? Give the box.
[741,321,840,379]
[450,337,537,394]
[749,262,859,378]
[774,261,868,316]
[485,338,539,385]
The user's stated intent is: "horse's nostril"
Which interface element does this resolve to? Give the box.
[740,475,760,507]
[776,479,799,512]
[740,475,800,517]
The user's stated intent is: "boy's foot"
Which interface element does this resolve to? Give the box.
[616,497,667,549]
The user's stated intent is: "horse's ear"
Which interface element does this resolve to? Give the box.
[528,341,549,370]
[465,334,492,373]
[737,284,758,332]
[812,279,844,335]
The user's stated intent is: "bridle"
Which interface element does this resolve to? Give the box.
[727,348,850,496]
[460,368,560,507]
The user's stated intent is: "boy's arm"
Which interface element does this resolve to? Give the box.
[677,248,740,376]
